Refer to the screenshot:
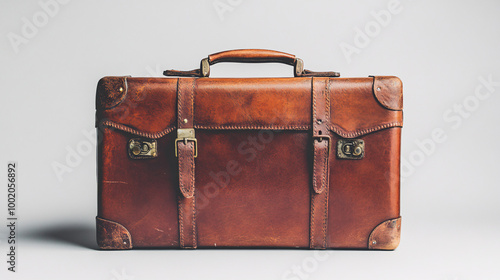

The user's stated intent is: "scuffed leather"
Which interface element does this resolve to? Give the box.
[96,216,132,250]
[96,75,403,249]
[97,77,402,137]
[96,76,128,110]
[176,78,198,248]
[368,217,401,250]
[372,76,403,111]
[310,78,331,249]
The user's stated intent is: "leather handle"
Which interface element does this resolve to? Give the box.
[202,49,302,77]
[208,49,297,65]
[163,49,340,78]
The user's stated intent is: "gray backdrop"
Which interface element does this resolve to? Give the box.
[1,0,499,279]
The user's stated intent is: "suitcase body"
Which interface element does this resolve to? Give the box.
[96,50,403,250]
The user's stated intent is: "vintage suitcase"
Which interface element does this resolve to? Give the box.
[96,49,403,250]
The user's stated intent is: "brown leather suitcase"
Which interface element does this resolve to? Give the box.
[96,49,403,250]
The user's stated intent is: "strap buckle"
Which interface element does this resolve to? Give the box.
[313,135,331,153]
[175,129,198,158]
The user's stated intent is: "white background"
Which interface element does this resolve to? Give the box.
[1,0,499,279]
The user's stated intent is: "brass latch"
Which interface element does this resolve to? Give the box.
[128,138,157,159]
[337,139,364,159]
[175,128,198,158]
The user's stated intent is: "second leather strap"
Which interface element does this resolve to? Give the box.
[176,78,198,249]
[310,77,331,249]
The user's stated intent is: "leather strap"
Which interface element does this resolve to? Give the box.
[164,69,201,77]
[310,77,331,249]
[176,78,197,248]
[299,69,340,78]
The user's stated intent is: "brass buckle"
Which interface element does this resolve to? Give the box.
[175,128,198,158]
[313,135,331,153]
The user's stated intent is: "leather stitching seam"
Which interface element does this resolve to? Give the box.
[178,196,184,248]
[329,122,403,138]
[100,121,176,139]
[98,121,401,138]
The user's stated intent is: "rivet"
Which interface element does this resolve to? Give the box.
[119,87,124,92]
[376,87,381,91]
[183,118,188,124]
[372,240,377,245]
[316,119,322,124]
[131,145,141,156]
[353,146,363,156]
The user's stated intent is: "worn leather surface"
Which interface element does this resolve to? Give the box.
[96,74,403,249]
[310,78,331,249]
[96,217,132,249]
[208,49,296,65]
[176,78,197,248]
[372,76,403,110]
[368,217,402,250]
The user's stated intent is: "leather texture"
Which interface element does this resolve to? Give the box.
[176,78,197,248]
[96,217,132,249]
[310,78,331,249]
[208,49,296,65]
[368,217,402,250]
[96,54,403,250]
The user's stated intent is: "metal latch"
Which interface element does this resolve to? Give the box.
[337,139,364,159]
[128,138,157,159]
[175,128,198,158]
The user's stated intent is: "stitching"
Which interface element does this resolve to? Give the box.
[322,186,328,248]
[329,122,403,138]
[192,164,197,248]
[310,191,316,246]
[178,78,183,127]
[312,78,317,133]
[179,144,187,196]
[191,78,195,126]
[193,124,309,130]
[99,121,401,138]
[178,143,196,197]
[100,120,175,139]
[178,196,184,248]
[189,141,195,197]
[310,77,316,248]
[322,79,330,248]
[320,143,328,193]
[190,79,197,248]
[326,79,330,123]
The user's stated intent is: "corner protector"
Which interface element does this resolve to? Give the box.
[368,217,401,250]
[96,76,128,110]
[371,76,403,111]
[96,216,133,250]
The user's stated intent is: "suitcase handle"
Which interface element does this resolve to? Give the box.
[208,49,297,66]
[163,49,340,78]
